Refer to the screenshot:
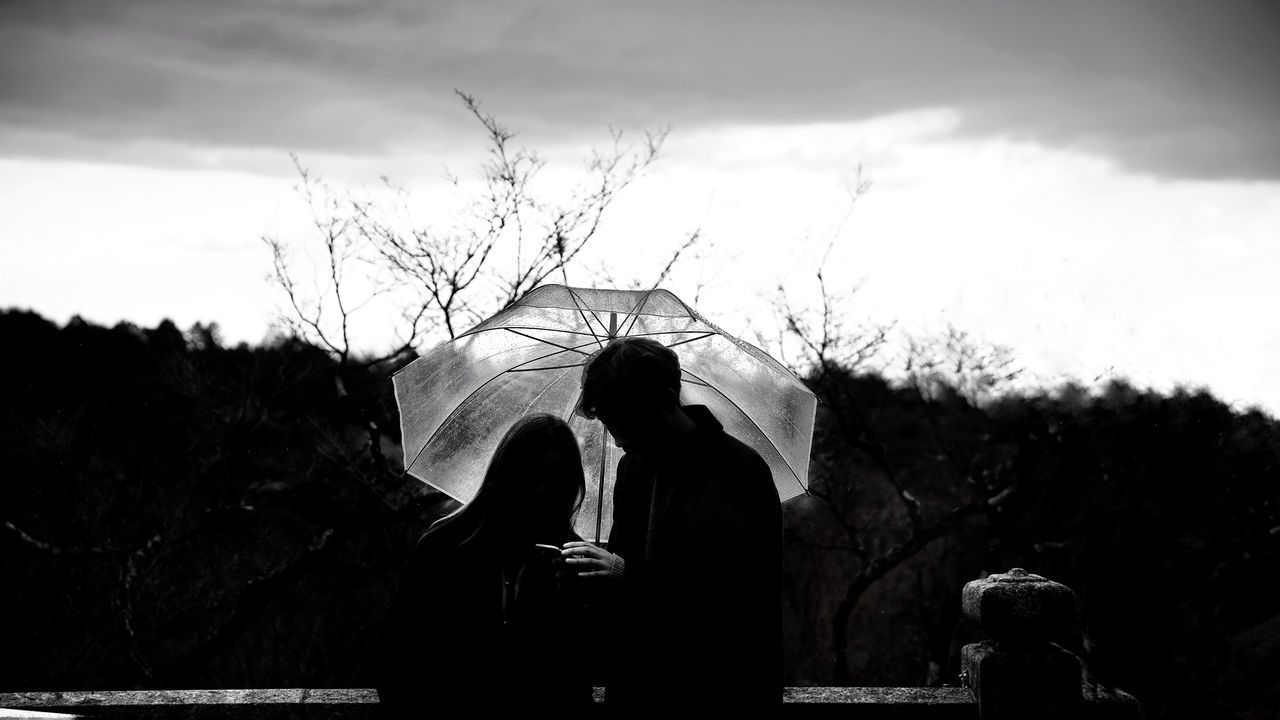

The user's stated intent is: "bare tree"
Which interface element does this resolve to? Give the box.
[588,225,711,298]
[263,154,401,370]
[265,90,668,362]
[772,166,1019,684]
[903,324,1021,405]
[352,90,668,343]
[261,92,674,479]
[771,163,885,375]
[782,308,1018,681]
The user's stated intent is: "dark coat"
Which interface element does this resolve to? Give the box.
[605,404,783,709]
[374,527,594,715]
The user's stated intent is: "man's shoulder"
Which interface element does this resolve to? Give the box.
[699,429,777,510]
[687,405,771,473]
[614,451,650,501]
[712,427,771,476]
[616,450,642,482]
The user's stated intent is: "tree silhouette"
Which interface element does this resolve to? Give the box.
[3,308,1278,719]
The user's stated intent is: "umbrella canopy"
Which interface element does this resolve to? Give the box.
[392,284,817,542]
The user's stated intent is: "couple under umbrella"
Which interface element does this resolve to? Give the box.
[375,285,815,713]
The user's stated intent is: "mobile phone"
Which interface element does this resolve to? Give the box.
[532,543,562,558]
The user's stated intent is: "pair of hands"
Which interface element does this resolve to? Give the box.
[558,541,624,580]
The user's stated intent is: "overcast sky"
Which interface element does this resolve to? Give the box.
[2,0,1279,412]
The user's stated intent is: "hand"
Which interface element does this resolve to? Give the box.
[560,541,624,581]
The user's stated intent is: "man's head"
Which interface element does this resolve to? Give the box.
[577,337,682,454]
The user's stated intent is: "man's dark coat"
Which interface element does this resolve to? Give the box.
[605,404,783,709]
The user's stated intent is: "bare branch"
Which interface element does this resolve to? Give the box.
[2,520,115,556]
[651,227,704,287]
[785,529,866,557]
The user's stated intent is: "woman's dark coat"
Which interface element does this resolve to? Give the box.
[374,527,593,714]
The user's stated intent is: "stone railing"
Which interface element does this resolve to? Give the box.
[960,568,1141,719]
[1,569,1140,719]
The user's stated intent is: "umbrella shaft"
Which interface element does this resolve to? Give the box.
[595,428,609,543]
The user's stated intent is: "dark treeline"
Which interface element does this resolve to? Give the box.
[1,309,1276,719]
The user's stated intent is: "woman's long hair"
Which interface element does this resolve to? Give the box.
[423,413,586,551]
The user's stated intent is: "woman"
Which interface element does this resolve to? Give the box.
[375,414,594,714]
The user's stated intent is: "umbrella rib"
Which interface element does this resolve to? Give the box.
[664,332,717,349]
[516,364,580,415]
[671,293,700,318]
[685,313,811,391]
[460,325,602,339]
[681,367,807,492]
[503,328,597,357]
[506,362,588,373]
[407,364,583,491]
[618,287,657,337]
[609,329,711,339]
[500,339,598,375]
[404,343,595,477]
[403,371,510,476]
[567,286,607,332]
[420,327,703,351]
[680,373,712,388]
[566,286,608,347]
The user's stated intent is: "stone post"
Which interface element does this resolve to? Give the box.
[961,568,1083,720]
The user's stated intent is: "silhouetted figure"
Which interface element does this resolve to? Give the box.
[375,414,594,716]
[563,338,783,712]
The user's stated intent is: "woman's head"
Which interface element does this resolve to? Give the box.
[431,414,586,549]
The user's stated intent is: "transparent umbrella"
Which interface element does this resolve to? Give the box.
[392,284,817,543]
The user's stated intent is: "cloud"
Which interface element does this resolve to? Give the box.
[1,0,1277,179]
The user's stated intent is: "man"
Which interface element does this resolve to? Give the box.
[562,337,783,711]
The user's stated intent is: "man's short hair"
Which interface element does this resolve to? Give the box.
[577,337,681,419]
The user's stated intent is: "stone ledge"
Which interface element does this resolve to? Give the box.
[2,690,377,708]
[0,686,1134,719]
[2,688,976,719]
[784,687,975,704]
